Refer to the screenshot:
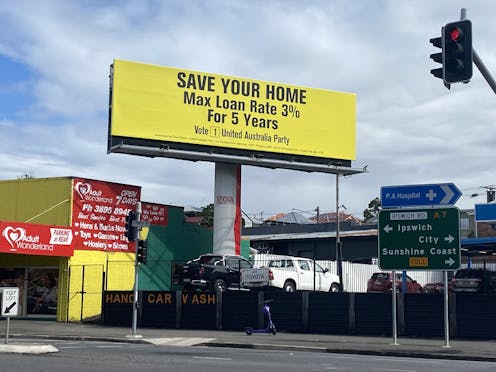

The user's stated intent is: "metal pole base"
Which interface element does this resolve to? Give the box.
[126,334,143,340]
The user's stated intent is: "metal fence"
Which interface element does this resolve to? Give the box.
[252,254,450,293]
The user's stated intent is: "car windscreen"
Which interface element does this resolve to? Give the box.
[372,273,390,281]
[455,270,487,279]
[226,258,252,269]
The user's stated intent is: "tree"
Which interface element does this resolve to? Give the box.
[195,203,246,228]
[18,171,34,179]
[363,197,381,221]
[198,203,214,227]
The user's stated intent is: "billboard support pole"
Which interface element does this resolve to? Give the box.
[335,173,343,292]
[213,163,241,255]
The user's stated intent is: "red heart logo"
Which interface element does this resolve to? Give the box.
[3,226,26,248]
[75,181,92,199]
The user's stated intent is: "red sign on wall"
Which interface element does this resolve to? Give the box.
[0,221,74,256]
[72,178,141,252]
[141,202,168,226]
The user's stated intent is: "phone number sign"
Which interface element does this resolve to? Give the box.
[72,178,141,252]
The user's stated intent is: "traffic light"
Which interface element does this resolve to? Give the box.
[137,239,147,264]
[429,35,443,81]
[443,20,472,83]
[124,211,137,242]
[430,19,472,86]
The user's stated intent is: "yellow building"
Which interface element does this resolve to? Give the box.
[0,177,139,321]
[0,176,214,322]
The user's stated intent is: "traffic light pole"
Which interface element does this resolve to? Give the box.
[473,50,496,95]
[128,202,142,339]
[461,8,496,95]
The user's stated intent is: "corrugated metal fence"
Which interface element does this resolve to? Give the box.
[250,254,494,292]
[103,255,496,292]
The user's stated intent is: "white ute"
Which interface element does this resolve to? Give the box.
[266,255,341,292]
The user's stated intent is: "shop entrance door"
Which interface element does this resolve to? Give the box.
[68,264,104,322]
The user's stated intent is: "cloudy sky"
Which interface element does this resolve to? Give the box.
[1,1,495,222]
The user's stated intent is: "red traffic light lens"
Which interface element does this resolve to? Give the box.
[450,27,461,42]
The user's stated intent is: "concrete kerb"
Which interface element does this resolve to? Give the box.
[200,341,496,362]
[0,342,59,354]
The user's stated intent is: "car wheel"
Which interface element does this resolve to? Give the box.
[329,283,340,293]
[283,281,296,292]
[214,279,227,292]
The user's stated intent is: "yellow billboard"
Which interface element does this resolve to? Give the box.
[110,59,356,161]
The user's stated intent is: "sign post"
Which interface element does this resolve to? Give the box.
[378,204,460,348]
[1,287,19,344]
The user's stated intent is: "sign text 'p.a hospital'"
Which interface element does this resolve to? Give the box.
[381,183,462,208]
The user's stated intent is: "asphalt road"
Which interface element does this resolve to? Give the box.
[1,338,495,372]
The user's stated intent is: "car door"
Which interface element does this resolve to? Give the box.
[405,275,419,293]
[313,262,330,291]
[224,257,247,286]
[296,259,313,290]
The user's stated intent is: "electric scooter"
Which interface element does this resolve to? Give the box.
[245,300,276,335]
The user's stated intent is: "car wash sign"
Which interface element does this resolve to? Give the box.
[378,207,460,270]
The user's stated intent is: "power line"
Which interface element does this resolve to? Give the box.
[464,185,496,202]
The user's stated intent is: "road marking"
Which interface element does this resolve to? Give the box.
[96,345,124,348]
[193,356,232,361]
[146,337,216,346]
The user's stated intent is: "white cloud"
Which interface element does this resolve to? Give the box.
[0,0,495,219]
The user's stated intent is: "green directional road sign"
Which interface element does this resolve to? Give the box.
[378,207,460,270]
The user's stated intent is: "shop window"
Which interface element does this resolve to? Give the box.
[27,268,58,315]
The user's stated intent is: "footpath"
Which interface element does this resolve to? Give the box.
[1,319,496,361]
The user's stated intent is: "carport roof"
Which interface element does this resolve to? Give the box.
[461,237,496,256]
